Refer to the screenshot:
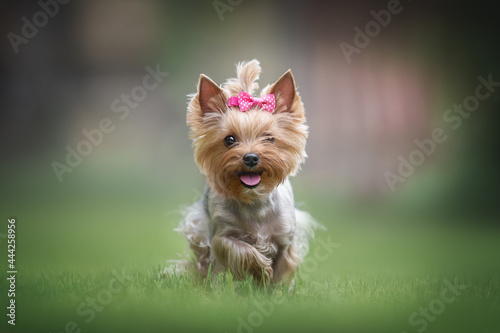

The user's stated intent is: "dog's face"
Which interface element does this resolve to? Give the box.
[187,66,308,202]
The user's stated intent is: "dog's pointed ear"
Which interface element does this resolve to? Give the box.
[270,70,299,114]
[198,74,225,114]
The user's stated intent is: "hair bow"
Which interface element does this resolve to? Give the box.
[228,92,275,112]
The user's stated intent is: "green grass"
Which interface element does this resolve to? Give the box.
[1,167,499,333]
[7,265,500,333]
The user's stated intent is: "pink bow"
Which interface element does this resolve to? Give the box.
[228,92,275,112]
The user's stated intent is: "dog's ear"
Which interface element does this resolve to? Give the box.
[198,74,226,114]
[270,70,299,114]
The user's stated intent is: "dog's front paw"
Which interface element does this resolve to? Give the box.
[250,263,273,284]
[263,265,273,284]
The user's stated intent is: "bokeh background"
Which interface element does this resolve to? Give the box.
[1,1,499,332]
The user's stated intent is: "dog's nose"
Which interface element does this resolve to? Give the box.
[243,153,259,167]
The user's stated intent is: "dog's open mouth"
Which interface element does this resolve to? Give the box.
[239,171,262,188]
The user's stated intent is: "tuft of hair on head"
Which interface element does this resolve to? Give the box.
[222,59,261,95]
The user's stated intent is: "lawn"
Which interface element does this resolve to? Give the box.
[1,166,499,333]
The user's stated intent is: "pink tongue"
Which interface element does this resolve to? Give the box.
[240,173,261,186]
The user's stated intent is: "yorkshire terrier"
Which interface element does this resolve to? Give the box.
[177,60,319,284]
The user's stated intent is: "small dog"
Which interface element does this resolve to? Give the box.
[178,60,319,283]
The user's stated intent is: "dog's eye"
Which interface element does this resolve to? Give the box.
[224,135,237,147]
[264,137,275,143]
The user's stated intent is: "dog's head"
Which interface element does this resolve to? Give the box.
[187,60,308,202]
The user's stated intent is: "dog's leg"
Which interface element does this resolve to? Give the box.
[189,242,212,277]
[211,235,273,283]
[272,244,300,283]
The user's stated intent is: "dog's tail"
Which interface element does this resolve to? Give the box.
[222,59,261,95]
[294,208,325,260]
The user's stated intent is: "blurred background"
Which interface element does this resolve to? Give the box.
[0,0,499,278]
[1,1,500,332]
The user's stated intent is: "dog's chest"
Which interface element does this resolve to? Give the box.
[221,199,294,247]
[206,181,296,247]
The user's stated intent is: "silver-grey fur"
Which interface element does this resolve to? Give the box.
[177,178,319,282]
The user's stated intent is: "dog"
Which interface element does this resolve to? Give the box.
[177,60,319,284]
